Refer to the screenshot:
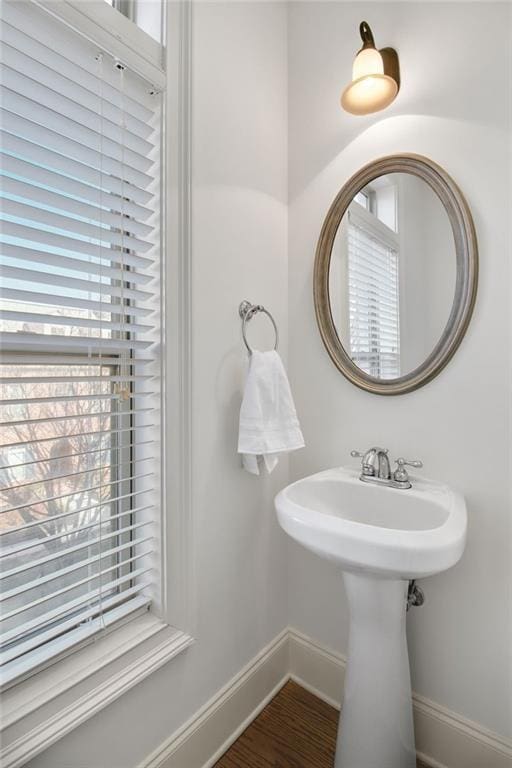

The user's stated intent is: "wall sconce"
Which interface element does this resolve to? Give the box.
[341,21,400,116]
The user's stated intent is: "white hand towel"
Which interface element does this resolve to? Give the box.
[238,350,305,475]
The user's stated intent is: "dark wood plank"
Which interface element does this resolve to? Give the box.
[214,680,430,768]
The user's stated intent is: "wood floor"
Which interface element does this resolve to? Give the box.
[214,680,429,768]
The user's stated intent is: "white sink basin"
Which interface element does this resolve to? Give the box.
[274,466,467,768]
[275,466,467,579]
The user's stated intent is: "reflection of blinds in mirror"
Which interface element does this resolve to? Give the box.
[347,220,400,379]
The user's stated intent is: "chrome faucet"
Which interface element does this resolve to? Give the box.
[351,448,423,490]
[351,447,391,480]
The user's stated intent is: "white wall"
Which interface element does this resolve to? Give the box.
[27,3,289,766]
[287,0,512,741]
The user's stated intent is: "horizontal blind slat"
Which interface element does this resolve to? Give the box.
[0,439,152,470]
[0,222,155,283]
[1,514,153,575]
[1,502,154,559]
[0,176,153,238]
[0,143,153,210]
[1,66,155,156]
[0,472,154,515]
[0,261,152,302]
[0,356,152,369]
[0,242,153,282]
[1,421,155,454]
[0,288,152,318]
[2,535,153,602]
[1,89,153,176]
[0,39,154,139]
[0,334,153,354]
[0,406,152,428]
[0,567,152,647]
[1,106,153,189]
[0,389,153,406]
[0,455,153,495]
[0,375,152,386]
[0,310,152,334]
[348,291,399,318]
[1,553,153,621]
[0,197,153,254]
[0,591,150,667]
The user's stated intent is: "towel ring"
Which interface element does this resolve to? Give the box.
[239,300,279,355]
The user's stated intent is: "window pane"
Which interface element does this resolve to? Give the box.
[0,364,120,640]
[104,0,163,43]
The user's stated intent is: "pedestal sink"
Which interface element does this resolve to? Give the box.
[274,466,467,768]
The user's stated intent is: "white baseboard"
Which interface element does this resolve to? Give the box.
[139,626,512,768]
[288,627,512,768]
[288,626,346,710]
[139,628,290,768]
[412,692,512,768]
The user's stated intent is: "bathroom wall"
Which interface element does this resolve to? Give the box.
[27,3,289,766]
[287,0,512,741]
[22,3,512,766]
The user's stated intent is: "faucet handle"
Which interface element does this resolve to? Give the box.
[395,457,423,469]
[350,450,373,476]
[393,457,423,487]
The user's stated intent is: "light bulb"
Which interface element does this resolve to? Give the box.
[352,48,384,80]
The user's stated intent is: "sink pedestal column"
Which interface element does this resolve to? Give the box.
[335,572,416,768]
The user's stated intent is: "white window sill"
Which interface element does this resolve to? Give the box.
[1,613,194,768]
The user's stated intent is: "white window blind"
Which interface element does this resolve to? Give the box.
[348,215,401,379]
[0,1,161,687]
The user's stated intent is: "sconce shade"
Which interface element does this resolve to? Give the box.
[341,22,400,116]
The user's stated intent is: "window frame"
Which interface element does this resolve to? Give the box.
[107,0,163,45]
[0,2,194,765]
[38,0,165,86]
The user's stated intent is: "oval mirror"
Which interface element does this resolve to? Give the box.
[314,154,478,395]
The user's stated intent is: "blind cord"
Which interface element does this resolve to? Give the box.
[96,50,106,634]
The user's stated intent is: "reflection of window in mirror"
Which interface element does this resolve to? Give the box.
[345,179,401,379]
[353,190,369,210]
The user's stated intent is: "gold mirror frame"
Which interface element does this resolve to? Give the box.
[314,154,478,395]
